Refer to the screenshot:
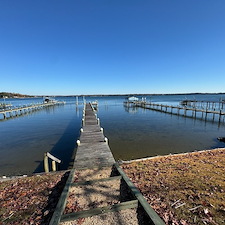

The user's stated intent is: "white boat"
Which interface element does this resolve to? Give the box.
[43,97,58,104]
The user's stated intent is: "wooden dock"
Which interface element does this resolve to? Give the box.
[134,101,225,123]
[181,99,225,110]
[74,102,115,169]
[49,102,165,225]
[0,102,64,120]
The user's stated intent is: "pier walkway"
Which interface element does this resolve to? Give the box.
[133,101,225,124]
[0,102,64,120]
[50,102,165,225]
[74,102,115,169]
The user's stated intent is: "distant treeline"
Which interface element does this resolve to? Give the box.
[63,93,225,97]
[0,92,34,98]
[1,92,225,99]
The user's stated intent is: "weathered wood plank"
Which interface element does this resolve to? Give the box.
[114,163,166,225]
[60,200,138,222]
[74,103,115,169]
[49,169,76,225]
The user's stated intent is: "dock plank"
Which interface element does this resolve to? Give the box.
[74,103,115,169]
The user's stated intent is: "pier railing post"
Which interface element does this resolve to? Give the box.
[52,161,56,171]
[44,152,49,173]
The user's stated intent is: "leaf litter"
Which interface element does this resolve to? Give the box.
[0,171,69,225]
[121,148,225,225]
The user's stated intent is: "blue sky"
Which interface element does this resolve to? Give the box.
[0,0,225,95]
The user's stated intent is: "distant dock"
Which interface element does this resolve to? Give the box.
[132,101,225,124]
[0,101,65,120]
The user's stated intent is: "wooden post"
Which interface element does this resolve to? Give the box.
[184,108,186,116]
[205,108,208,120]
[44,152,49,173]
[52,161,56,171]
[219,110,222,123]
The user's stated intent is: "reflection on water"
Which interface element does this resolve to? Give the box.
[0,104,82,176]
[99,102,225,161]
[0,95,225,176]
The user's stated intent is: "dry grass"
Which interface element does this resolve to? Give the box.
[121,148,225,225]
[0,171,68,225]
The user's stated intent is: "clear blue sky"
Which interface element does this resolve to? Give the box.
[0,0,225,95]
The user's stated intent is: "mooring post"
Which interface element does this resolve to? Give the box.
[44,152,49,173]
[205,108,208,120]
[184,107,186,116]
[52,161,56,171]
[213,108,215,121]
[77,140,81,146]
[219,110,222,123]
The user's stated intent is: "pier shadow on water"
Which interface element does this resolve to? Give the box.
[33,116,80,173]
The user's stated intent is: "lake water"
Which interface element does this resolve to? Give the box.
[0,94,225,176]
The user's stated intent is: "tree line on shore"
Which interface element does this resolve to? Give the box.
[0,92,34,98]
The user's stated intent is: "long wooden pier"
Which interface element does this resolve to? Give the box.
[74,102,115,169]
[134,101,225,123]
[0,102,64,120]
[49,102,165,225]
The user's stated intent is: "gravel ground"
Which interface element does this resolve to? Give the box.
[75,167,113,182]
[60,208,139,225]
[62,167,140,225]
[68,179,121,210]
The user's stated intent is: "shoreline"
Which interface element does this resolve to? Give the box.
[1,148,225,224]
[120,147,225,164]
[1,147,225,180]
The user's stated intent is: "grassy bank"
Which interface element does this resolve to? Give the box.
[0,171,69,224]
[121,148,225,224]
